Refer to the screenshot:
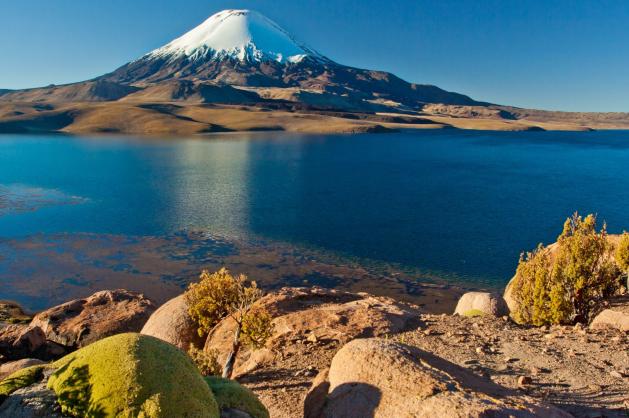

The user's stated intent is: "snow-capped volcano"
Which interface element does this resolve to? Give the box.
[148,9,328,64]
[95,9,480,107]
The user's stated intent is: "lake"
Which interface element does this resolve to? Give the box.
[1,130,628,310]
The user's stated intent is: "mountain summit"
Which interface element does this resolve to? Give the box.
[100,9,478,108]
[147,9,328,64]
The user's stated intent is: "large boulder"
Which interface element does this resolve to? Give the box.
[0,325,47,361]
[320,338,572,418]
[454,292,508,317]
[141,294,205,351]
[204,287,422,376]
[0,359,46,381]
[503,276,519,316]
[590,297,629,332]
[590,309,629,332]
[0,333,220,417]
[30,289,156,348]
[304,368,330,418]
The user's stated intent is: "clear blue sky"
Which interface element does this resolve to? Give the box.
[1,0,628,111]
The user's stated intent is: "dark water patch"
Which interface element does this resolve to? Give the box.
[0,231,465,312]
[62,276,90,287]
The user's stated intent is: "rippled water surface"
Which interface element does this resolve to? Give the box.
[1,130,628,309]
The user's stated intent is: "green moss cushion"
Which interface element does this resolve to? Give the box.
[205,376,269,418]
[0,365,45,402]
[463,309,486,317]
[48,333,219,417]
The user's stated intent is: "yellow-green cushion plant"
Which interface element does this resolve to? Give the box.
[0,365,45,403]
[463,309,486,317]
[204,376,269,418]
[47,333,219,417]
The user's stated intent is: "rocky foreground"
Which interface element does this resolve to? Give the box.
[1,285,627,417]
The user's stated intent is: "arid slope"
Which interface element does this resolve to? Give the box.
[2,100,627,136]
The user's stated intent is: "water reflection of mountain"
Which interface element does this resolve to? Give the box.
[166,138,253,237]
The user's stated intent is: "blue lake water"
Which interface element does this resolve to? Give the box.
[1,130,629,307]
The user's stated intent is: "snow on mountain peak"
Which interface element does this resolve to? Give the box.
[148,9,328,64]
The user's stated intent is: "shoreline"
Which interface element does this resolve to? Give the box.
[0,230,490,313]
[2,102,629,136]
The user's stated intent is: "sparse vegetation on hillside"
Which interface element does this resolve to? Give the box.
[186,268,274,379]
[511,213,622,325]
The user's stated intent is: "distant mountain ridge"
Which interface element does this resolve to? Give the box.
[0,9,479,109]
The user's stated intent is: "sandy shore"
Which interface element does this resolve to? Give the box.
[2,101,629,136]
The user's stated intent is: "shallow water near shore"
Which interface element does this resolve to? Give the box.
[1,130,629,310]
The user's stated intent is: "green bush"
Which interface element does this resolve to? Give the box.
[204,376,269,418]
[616,232,629,274]
[185,269,273,378]
[463,309,487,317]
[186,269,241,338]
[189,346,222,377]
[511,213,621,325]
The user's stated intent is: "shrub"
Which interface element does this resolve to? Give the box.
[511,213,621,325]
[185,268,274,378]
[241,310,274,349]
[615,232,629,274]
[511,244,551,325]
[189,346,222,377]
[186,268,241,337]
